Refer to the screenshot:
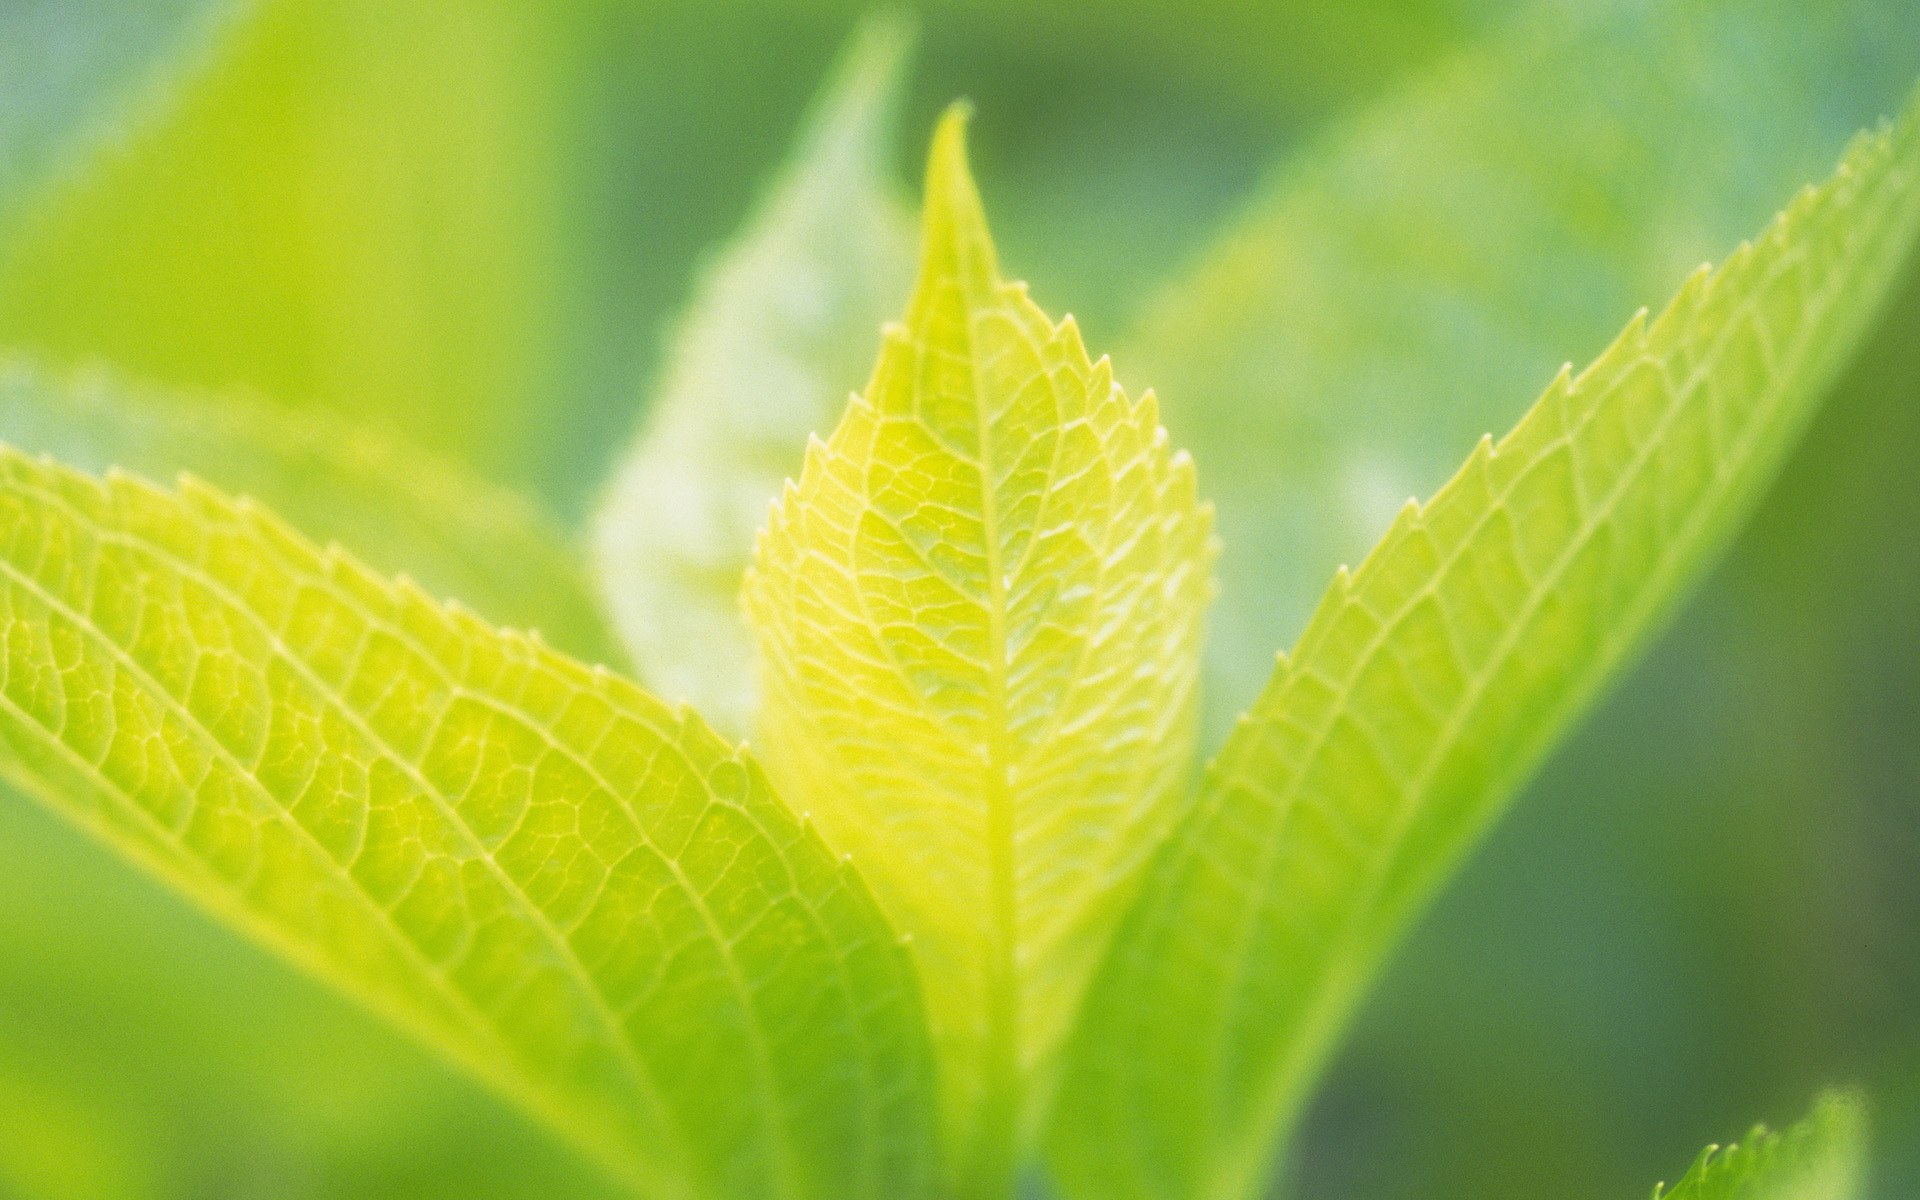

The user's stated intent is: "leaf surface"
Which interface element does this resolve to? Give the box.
[0,449,938,1200]
[742,110,1214,1196]
[0,358,615,666]
[1131,0,1920,738]
[592,15,915,735]
[1654,1093,1865,1200]
[1051,89,1920,1200]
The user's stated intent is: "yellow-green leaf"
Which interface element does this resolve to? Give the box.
[1654,1093,1866,1200]
[1051,87,1920,1200]
[1134,0,1920,740]
[0,449,938,1200]
[0,357,615,667]
[592,15,915,735]
[0,0,567,481]
[743,109,1214,1197]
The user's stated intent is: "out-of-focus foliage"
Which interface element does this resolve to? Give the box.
[592,16,916,734]
[1654,1094,1865,1200]
[1131,0,1920,736]
[0,0,250,238]
[0,359,616,664]
[0,1,1917,1199]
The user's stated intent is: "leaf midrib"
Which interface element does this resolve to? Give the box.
[965,277,1024,1200]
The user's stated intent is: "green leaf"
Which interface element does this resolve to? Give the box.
[0,358,617,668]
[1129,0,1920,739]
[0,0,251,241]
[742,109,1215,1197]
[1050,88,1920,1200]
[592,14,916,736]
[0,449,939,1200]
[0,0,568,482]
[1653,1093,1866,1200]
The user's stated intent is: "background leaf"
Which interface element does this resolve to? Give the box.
[0,0,568,480]
[0,358,616,666]
[591,15,916,735]
[1128,0,1920,738]
[0,450,938,1200]
[0,0,251,242]
[0,791,628,1200]
[1051,89,1920,1200]
[1655,1093,1866,1200]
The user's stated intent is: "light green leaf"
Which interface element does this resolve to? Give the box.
[0,449,938,1200]
[0,358,617,668]
[1130,0,1920,738]
[0,0,251,240]
[743,109,1214,1198]
[592,14,915,736]
[1050,88,1920,1200]
[1654,1093,1866,1200]
[0,0,568,482]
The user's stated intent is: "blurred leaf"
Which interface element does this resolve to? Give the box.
[0,0,567,480]
[742,110,1213,1197]
[0,1043,156,1200]
[0,0,251,241]
[1051,91,1920,1200]
[0,450,938,1200]
[1128,0,1920,737]
[0,358,616,666]
[591,14,915,735]
[0,786,627,1200]
[1654,1093,1866,1200]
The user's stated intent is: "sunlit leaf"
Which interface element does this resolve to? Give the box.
[743,109,1214,1196]
[0,358,616,667]
[1654,1092,1865,1200]
[1051,88,1920,1200]
[592,14,915,735]
[1131,0,1920,738]
[0,449,939,1200]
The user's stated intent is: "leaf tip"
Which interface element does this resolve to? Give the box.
[919,101,997,291]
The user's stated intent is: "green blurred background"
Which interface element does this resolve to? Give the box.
[0,0,1915,1197]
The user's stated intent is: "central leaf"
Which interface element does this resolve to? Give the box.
[743,108,1215,1194]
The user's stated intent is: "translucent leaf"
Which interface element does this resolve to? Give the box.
[1051,88,1920,1200]
[0,0,250,240]
[743,109,1214,1197]
[592,15,915,736]
[0,358,616,667]
[1128,0,1920,739]
[0,449,939,1200]
[1653,1093,1866,1200]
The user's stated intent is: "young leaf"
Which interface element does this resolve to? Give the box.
[592,15,916,735]
[0,449,938,1200]
[1654,1093,1866,1200]
[743,109,1213,1195]
[1128,0,1920,738]
[1050,90,1920,1200]
[0,0,251,241]
[0,358,616,667]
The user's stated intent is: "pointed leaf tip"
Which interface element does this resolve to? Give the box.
[920,102,997,292]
